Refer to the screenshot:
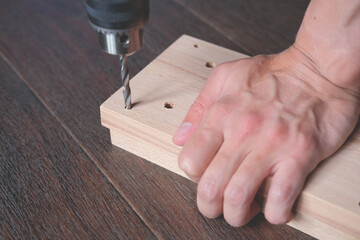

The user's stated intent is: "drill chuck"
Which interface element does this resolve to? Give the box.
[86,0,149,55]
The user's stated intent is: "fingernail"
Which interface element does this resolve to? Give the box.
[175,122,192,137]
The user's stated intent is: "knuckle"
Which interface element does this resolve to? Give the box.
[178,152,201,180]
[271,182,294,203]
[197,179,221,203]
[177,152,188,170]
[190,98,207,116]
[240,112,262,135]
[195,129,215,145]
[214,150,232,162]
[178,130,216,179]
[224,184,249,207]
[269,123,289,143]
[295,133,316,154]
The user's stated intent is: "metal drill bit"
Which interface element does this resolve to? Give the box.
[120,54,132,110]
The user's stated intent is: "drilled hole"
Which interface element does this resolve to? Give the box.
[194,43,199,48]
[164,101,175,109]
[206,62,216,68]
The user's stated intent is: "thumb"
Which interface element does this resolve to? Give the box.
[172,65,226,146]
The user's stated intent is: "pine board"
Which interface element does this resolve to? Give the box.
[100,35,360,240]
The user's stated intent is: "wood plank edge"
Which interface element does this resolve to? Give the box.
[288,212,358,240]
[109,128,187,178]
[100,106,180,153]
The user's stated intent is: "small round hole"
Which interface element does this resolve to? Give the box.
[206,62,216,68]
[119,34,130,45]
[164,101,175,109]
[194,44,199,48]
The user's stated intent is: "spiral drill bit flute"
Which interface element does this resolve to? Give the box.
[86,0,149,110]
[119,55,131,109]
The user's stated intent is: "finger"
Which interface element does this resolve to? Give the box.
[223,155,270,227]
[196,142,248,218]
[172,65,227,146]
[264,160,307,224]
[178,128,223,181]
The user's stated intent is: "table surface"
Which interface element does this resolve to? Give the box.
[0,0,316,239]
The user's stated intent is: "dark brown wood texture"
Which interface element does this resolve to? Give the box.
[0,0,314,239]
[0,58,156,239]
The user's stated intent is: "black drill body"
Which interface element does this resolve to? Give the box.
[86,0,149,30]
[86,0,150,109]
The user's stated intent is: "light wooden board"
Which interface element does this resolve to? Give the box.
[101,35,360,240]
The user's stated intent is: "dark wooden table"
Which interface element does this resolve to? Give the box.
[1,0,315,239]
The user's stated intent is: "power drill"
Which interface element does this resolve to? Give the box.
[86,0,150,109]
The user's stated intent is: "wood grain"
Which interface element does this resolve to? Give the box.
[0,58,155,239]
[0,0,316,238]
[101,35,360,240]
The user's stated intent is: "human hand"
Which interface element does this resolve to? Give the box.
[172,46,360,226]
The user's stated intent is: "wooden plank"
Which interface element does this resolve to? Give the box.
[0,58,156,239]
[101,35,360,240]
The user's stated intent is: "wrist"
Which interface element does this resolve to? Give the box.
[271,46,360,106]
[295,33,360,92]
[294,0,360,91]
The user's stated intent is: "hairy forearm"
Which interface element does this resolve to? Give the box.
[295,0,360,90]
